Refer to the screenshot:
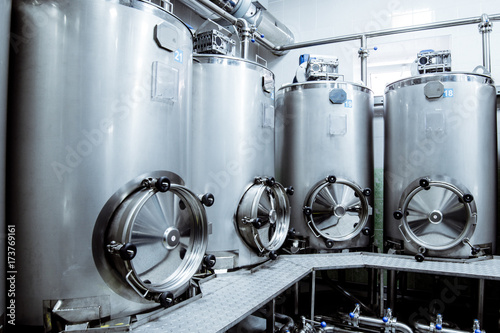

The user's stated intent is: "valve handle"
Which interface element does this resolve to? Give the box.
[393,210,403,220]
[463,193,474,203]
[303,206,313,216]
[362,227,372,236]
[266,177,276,187]
[415,253,425,262]
[419,178,430,188]
[119,242,137,260]
[252,217,264,229]
[155,176,171,192]
[158,292,174,308]
[203,254,217,268]
[201,193,215,207]
[269,250,278,260]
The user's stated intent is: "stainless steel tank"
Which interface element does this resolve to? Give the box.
[275,81,374,252]
[7,0,210,328]
[191,55,291,268]
[383,73,497,259]
[0,0,11,328]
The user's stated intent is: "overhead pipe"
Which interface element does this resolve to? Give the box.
[272,13,500,83]
[275,13,500,52]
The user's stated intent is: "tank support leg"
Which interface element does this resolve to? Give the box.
[266,298,276,333]
[311,270,316,321]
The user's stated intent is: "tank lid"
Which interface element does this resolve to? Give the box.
[132,0,194,38]
[194,54,274,76]
[385,72,495,93]
[278,81,373,94]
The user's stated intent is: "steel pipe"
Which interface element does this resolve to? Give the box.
[276,13,500,52]
[414,322,471,333]
[360,35,368,84]
[341,313,414,333]
[479,14,493,72]
[188,0,281,55]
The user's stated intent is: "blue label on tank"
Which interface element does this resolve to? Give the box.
[174,49,183,63]
[443,88,453,98]
[344,99,353,108]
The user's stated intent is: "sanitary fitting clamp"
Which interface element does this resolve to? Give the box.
[478,14,492,33]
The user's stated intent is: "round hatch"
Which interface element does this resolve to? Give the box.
[236,177,291,255]
[395,176,477,252]
[93,171,209,305]
[304,175,372,245]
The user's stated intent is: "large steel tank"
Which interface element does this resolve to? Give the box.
[191,55,291,268]
[7,0,210,328]
[275,81,374,252]
[383,73,497,259]
[1,0,11,328]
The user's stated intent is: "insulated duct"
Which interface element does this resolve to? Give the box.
[178,0,294,53]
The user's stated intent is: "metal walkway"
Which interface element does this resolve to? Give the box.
[132,252,500,333]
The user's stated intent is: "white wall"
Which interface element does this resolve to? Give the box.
[260,0,500,90]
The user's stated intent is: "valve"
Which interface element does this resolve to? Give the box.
[434,313,443,331]
[463,238,481,256]
[473,319,482,333]
[382,308,394,332]
[349,303,361,327]
[201,193,215,207]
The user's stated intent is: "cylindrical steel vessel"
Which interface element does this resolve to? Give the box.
[383,72,497,259]
[0,0,11,327]
[7,0,208,328]
[275,81,374,251]
[191,55,291,268]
